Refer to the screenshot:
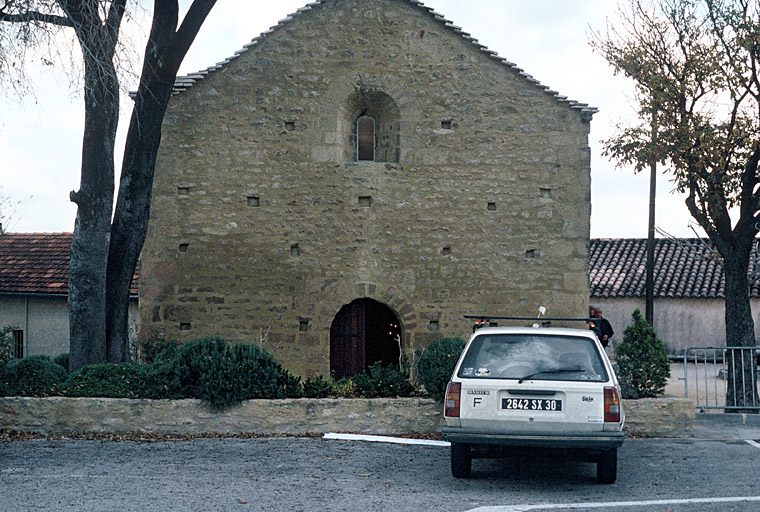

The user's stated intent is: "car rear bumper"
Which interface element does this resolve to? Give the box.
[442,427,625,450]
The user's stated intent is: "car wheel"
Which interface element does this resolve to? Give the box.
[596,448,617,484]
[451,443,472,478]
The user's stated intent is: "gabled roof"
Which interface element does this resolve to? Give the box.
[590,238,760,299]
[168,0,597,118]
[0,233,138,297]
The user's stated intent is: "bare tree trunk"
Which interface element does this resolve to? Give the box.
[721,240,759,411]
[105,83,171,362]
[68,20,120,372]
[105,0,216,362]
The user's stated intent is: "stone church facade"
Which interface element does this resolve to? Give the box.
[139,0,596,377]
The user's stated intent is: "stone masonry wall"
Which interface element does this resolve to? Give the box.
[0,397,693,437]
[140,0,593,376]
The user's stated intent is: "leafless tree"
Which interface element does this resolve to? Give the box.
[0,0,217,371]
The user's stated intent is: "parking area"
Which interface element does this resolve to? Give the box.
[2,419,760,512]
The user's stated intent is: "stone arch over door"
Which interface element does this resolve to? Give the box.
[330,298,401,379]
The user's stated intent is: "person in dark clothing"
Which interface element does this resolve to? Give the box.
[594,307,614,348]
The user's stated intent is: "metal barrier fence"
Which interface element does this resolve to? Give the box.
[682,347,760,412]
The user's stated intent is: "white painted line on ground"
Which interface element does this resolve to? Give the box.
[465,496,760,512]
[323,432,450,447]
[747,439,760,450]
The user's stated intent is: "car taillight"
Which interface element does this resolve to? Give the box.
[444,382,461,417]
[604,386,621,423]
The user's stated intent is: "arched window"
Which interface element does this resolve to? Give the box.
[344,90,400,163]
[357,115,375,161]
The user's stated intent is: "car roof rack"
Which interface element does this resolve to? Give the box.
[464,315,595,333]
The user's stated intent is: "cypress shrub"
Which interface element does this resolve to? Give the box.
[615,308,671,399]
[1,357,67,397]
[351,361,414,398]
[61,363,147,398]
[416,337,466,401]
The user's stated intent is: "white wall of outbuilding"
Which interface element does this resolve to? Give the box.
[593,297,760,355]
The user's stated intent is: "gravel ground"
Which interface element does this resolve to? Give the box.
[3,431,760,512]
[1,437,460,512]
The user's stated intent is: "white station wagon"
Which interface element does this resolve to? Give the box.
[442,326,625,484]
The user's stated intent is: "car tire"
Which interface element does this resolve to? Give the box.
[596,448,617,484]
[451,443,472,478]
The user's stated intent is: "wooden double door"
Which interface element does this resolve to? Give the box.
[329,298,401,379]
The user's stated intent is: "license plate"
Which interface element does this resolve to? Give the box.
[502,398,562,411]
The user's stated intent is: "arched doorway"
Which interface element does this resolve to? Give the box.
[330,298,401,379]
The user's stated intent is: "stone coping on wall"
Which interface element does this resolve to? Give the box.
[0,396,694,437]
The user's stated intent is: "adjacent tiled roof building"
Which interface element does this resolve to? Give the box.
[589,238,760,299]
[0,233,138,296]
[3,234,758,301]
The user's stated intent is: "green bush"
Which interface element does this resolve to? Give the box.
[170,337,301,408]
[1,357,67,397]
[351,362,414,398]
[53,353,69,374]
[280,369,303,399]
[61,363,147,398]
[0,326,14,368]
[140,338,180,364]
[302,375,334,398]
[140,361,180,399]
[331,377,357,398]
[416,337,466,401]
[615,308,671,399]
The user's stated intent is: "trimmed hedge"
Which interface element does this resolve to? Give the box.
[62,363,147,398]
[53,353,70,374]
[1,357,67,397]
[1,335,451,406]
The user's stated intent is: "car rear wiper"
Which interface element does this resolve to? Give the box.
[517,367,585,384]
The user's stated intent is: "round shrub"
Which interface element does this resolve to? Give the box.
[615,308,671,399]
[1,357,67,397]
[351,361,414,398]
[170,337,301,408]
[53,353,70,374]
[61,363,147,398]
[416,337,466,401]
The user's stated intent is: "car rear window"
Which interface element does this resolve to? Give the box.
[457,333,607,382]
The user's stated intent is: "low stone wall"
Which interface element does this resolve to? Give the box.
[0,397,442,436]
[0,396,693,437]
[622,397,695,437]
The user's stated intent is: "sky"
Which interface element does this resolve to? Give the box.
[0,0,701,238]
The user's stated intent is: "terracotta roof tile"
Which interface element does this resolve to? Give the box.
[590,238,760,299]
[0,233,138,296]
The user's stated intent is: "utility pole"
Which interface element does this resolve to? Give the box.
[645,107,657,326]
